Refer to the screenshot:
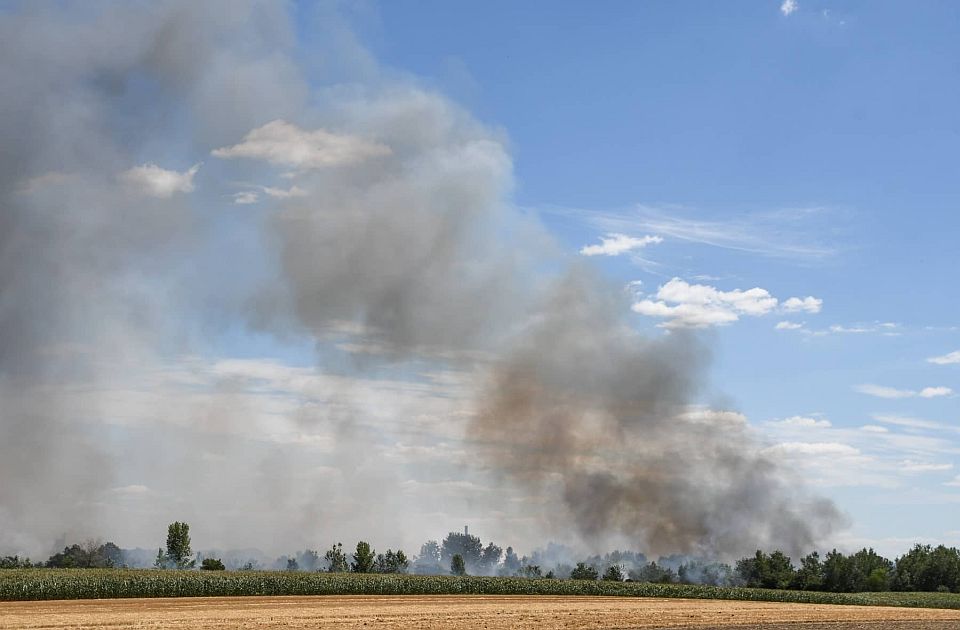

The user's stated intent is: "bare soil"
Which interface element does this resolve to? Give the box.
[2,595,960,629]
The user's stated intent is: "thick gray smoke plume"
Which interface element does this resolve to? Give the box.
[1,1,843,559]
[470,270,844,558]
[0,1,308,554]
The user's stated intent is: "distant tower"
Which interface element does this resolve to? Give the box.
[464,525,469,536]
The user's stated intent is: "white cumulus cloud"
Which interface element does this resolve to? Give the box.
[580,233,662,257]
[929,350,960,365]
[781,0,798,16]
[632,278,815,328]
[783,296,822,313]
[121,163,200,198]
[212,120,391,170]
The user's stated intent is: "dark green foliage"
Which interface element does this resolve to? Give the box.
[441,532,483,572]
[46,541,122,569]
[736,550,795,589]
[479,542,503,574]
[822,549,855,592]
[163,522,194,570]
[200,558,225,571]
[0,556,34,569]
[324,543,348,573]
[351,542,375,574]
[570,562,599,580]
[793,552,824,591]
[630,561,676,584]
[851,548,894,591]
[450,553,466,576]
[602,564,625,582]
[373,549,409,574]
[893,544,960,593]
[286,558,299,571]
[520,564,542,578]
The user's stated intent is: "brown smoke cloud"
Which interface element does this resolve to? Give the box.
[469,269,844,558]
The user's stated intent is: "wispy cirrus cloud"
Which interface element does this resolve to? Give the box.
[871,414,952,432]
[776,321,901,337]
[767,415,832,428]
[576,205,840,261]
[855,384,953,400]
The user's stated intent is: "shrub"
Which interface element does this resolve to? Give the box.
[200,558,225,571]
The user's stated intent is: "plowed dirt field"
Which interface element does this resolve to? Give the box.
[2,595,960,629]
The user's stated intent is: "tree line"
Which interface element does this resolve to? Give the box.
[4,523,960,594]
[733,545,960,593]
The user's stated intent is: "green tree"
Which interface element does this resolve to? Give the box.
[735,551,765,587]
[164,522,194,569]
[200,557,225,571]
[602,564,625,581]
[630,561,676,584]
[793,552,824,591]
[324,542,348,572]
[451,553,466,576]
[500,546,521,576]
[154,547,168,569]
[765,551,796,589]
[570,562,599,580]
[286,557,299,571]
[520,563,542,578]
[352,541,376,573]
[374,549,410,574]
[479,542,503,574]
[822,549,854,592]
[413,540,442,574]
[441,532,483,573]
[850,548,893,592]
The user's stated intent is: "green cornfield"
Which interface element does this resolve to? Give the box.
[2,569,960,608]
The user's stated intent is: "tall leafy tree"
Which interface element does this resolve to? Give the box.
[413,540,442,574]
[352,541,376,573]
[479,542,503,574]
[163,522,194,569]
[324,542,348,573]
[441,532,483,572]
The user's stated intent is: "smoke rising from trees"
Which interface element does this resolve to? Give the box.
[0,1,842,559]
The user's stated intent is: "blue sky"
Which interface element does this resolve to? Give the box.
[2,0,958,561]
[352,0,960,553]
